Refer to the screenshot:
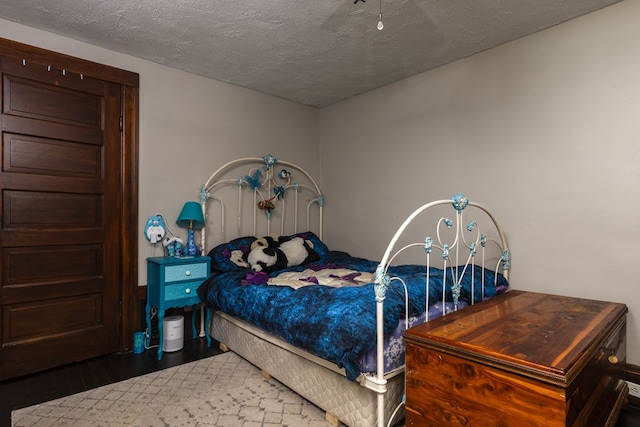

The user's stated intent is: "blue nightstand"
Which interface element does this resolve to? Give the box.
[146,256,211,360]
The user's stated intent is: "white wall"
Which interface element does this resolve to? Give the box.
[320,0,640,365]
[0,19,319,286]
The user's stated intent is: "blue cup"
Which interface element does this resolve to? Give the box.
[133,331,145,354]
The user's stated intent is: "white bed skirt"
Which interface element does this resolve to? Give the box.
[209,310,405,427]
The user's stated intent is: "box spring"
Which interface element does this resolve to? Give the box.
[210,310,405,427]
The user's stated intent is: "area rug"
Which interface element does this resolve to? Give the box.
[11,351,335,427]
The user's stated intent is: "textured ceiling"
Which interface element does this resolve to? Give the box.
[0,0,621,107]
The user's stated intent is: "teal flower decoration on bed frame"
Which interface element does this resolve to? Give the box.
[470,241,477,256]
[263,154,277,168]
[452,192,469,212]
[501,249,511,270]
[244,169,262,190]
[424,237,433,254]
[274,185,285,199]
[374,265,390,303]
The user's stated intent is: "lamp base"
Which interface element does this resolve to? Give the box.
[185,228,197,257]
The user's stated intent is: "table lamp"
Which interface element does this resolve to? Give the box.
[176,201,205,257]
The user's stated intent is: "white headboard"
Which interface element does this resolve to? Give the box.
[199,154,324,252]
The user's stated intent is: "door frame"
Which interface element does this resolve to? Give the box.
[0,37,140,352]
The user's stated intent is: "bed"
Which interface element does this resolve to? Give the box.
[195,154,510,427]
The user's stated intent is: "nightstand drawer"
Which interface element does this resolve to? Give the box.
[165,282,200,302]
[164,261,208,283]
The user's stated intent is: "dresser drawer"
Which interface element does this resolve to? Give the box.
[164,261,209,283]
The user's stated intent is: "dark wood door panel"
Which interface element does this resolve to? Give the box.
[2,245,103,287]
[0,229,103,247]
[2,189,104,249]
[3,75,102,128]
[0,173,102,195]
[0,312,109,379]
[4,293,103,342]
[3,133,102,177]
[2,277,105,307]
[1,114,103,143]
[3,191,102,227]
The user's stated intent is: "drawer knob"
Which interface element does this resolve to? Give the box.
[185,270,191,276]
[185,288,191,294]
[602,347,619,364]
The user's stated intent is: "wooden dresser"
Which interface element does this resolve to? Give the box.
[404,290,628,427]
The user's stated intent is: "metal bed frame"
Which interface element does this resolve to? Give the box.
[198,154,510,427]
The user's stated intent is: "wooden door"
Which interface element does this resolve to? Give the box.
[0,40,139,381]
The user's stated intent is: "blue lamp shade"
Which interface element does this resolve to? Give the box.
[176,201,205,230]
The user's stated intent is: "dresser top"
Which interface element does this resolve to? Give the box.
[404,290,627,383]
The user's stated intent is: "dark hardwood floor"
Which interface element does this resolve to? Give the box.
[620,405,640,427]
[0,336,220,427]
[1,336,639,427]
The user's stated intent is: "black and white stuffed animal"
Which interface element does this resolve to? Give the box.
[247,236,318,273]
[247,246,287,273]
[279,237,318,268]
[250,233,287,251]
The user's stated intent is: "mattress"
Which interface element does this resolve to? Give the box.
[199,248,509,381]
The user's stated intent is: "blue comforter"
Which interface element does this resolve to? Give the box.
[197,250,509,380]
